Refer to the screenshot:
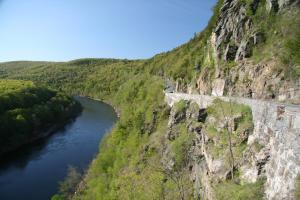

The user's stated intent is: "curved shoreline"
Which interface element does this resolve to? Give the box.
[0,95,118,164]
[0,101,82,158]
[80,95,121,118]
[0,97,118,200]
[65,96,120,199]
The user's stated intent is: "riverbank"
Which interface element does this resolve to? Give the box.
[0,97,118,200]
[81,95,121,118]
[61,95,120,199]
[0,100,82,158]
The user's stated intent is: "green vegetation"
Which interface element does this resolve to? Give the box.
[214,178,265,200]
[247,0,300,79]
[71,75,171,200]
[171,123,194,168]
[0,79,81,155]
[0,0,298,199]
[0,59,196,199]
[239,0,260,16]
[166,123,195,199]
[205,99,253,174]
[174,100,189,114]
[206,99,253,132]
[285,24,300,78]
[52,166,83,200]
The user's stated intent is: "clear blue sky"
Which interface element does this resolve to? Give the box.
[0,0,216,62]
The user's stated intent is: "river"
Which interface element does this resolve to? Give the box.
[0,97,118,200]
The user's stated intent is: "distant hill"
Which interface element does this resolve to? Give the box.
[1,0,299,199]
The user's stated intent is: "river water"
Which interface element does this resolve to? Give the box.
[0,97,118,200]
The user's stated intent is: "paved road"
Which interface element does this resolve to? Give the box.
[164,92,300,114]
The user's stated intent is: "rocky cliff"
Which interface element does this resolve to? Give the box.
[173,0,300,105]
[163,0,300,199]
[165,92,300,200]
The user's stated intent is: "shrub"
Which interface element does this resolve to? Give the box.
[171,124,194,168]
[58,166,82,200]
[215,178,265,200]
[174,100,189,114]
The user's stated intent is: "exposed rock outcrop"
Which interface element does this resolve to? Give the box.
[213,0,253,60]
[167,100,189,140]
[267,0,300,11]
[193,0,300,103]
[164,0,299,199]
[165,92,300,200]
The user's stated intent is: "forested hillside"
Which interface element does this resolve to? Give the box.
[0,79,81,155]
[0,0,299,199]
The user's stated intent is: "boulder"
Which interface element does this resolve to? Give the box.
[212,79,226,97]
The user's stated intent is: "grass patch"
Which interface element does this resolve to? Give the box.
[171,124,194,168]
[249,2,300,79]
[206,125,219,139]
[215,178,265,200]
[206,99,252,121]
[174,100,189,113]
[204,99,253,164]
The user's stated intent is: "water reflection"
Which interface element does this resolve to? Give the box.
[0,97,117,200]
[0,123,74,172]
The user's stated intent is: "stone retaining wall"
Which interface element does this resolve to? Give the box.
[165,92,300,200]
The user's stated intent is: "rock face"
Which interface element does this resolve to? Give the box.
[213,0,253,60]
[167,100,188,140]
[190,0,300,103]
[235,37,254,61]
[267,0,300,11]
[165,92,300,200]
[224,44,238,61]
[212,0,299,62]
[166,0,300,199]
[212,79,226,96]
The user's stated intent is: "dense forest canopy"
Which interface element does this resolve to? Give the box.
[0,79,81,155]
